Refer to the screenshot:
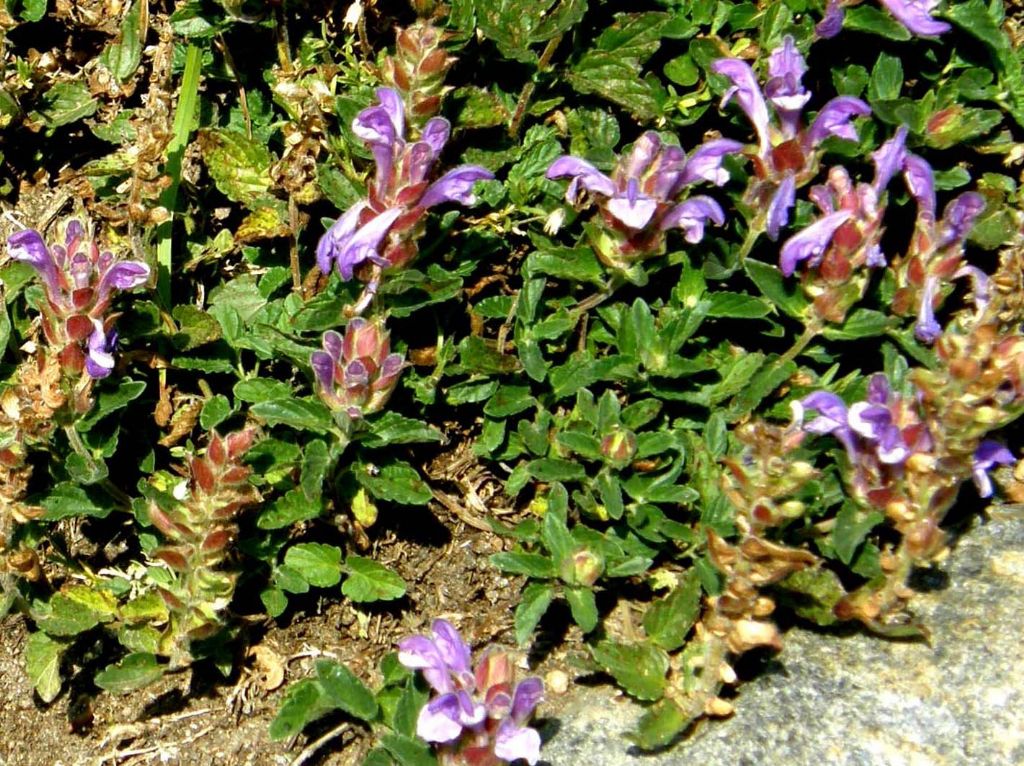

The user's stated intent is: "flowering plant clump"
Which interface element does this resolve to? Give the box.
[2,0,1023,762]
[712,35,870,241]
[399,620,544,766]
[317,87,493,312]
[546,131,739,278]
[7,220,149,411]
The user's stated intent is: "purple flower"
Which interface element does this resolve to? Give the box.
[871,126,909,193]
[399,620,544,766]
[972,441,1014,498]
[317,88,493,283]
[85,320,117,379]
[817,0,950,39]
[816,0,846,38]
[712,37,869,239]
[311,318,404,418]
[938,192,985,249]
[546,131,738,270]
[779,210,852,276]
[880,0,951,37]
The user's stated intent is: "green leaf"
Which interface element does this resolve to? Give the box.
[342,556,407,602]
[629,698,690,751]
[233,378,294,403]
[300,439,331,502]
[315,660,379,721]
[483,385,536,418]
[843,4,911,40]
[779,568,846,627]
[527,458,585,482]
[868,52,903,102]
[75,380,146,432]
[525,245,605,287]
[364,412,443,447]
[199,394,233,431]
[269,678,330,741]
[30,82,99,130]
[514,582,556,645]
[95,653,164,695]
[567,13,671,121]
[99,2,143,83]
[744,260,808,319]
[490,552,557,578]
[198,128,274,206]
[642,571,700,651]
[26,632,64,703]
[564,585,599,633]
[380,732,436,766]
[832,503,884,566]
[473,0,588,64]
[41,483,115,520]
[172,305,222,350]
[285,543,343,588]
[591,640,669,701]
[822,309,892,341]
[357,462,432,505]
[257,487,321,529]
[34,594,105,636]
[7,0,47,22]
[706,291,771,319]
[250,398,334,434]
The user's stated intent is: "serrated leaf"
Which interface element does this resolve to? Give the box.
[99,2,143,83]
[629,698,689,750]
[300,439,331,502]
[315,659,379,721]
[356,462,432,505]
[250,398,334,434]
[25,632,64,703]
[474,0,588,64]
[342,556,407,602]
[514,582,555,645]
[94,653,164,695]
[30,82,99,130]
[483,385,536,418]
[591,640,668,701]
[34,594,104,636]
[284,543,343,588]
[380,732,436,766]
[843,5,911,40]
[75,380,146,432]
[527,458,586,482]
[257,487,321,529]
[564,585,599,633]
[744,260,809,319]
[642,571,700,651]
[198,128,274,206]
[41,483,115,520]
[199,394,233,431]
[364,412,443,447]
[490,552,557,578]
[269,678,330,741]
[706,291,771,319]
[233,378,293,403]
[822,309,892,341]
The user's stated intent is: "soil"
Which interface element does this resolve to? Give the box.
[0,494,578,766]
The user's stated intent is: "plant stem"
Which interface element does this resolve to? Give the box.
[509,33,563,140]
[735,223,762,266]
[777,321,821,367]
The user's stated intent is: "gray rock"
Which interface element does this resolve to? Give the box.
[542,517,1024,766]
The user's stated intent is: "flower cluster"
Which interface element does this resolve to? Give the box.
[316,88,492,304]
[818,0,951,40]
[890,154,986,343]
[778,127,906,322]
[310,316,405,420]
[712,36,870,240]
[794,374,1011,507]
[7,220,148,391]
[148,429,262,666]
[399,620,544,766]
[545,130,739,276]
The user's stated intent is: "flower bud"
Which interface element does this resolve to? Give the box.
[560,547,604,587]
[601,428,637,468]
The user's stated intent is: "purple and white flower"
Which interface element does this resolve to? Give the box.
[317,88,494,285]
[545,131,738,272]
[399,619,544,766]
[817,0,950,39]
[972,441,1015,498]
[311,317,404,419]
[712,36,870,239]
